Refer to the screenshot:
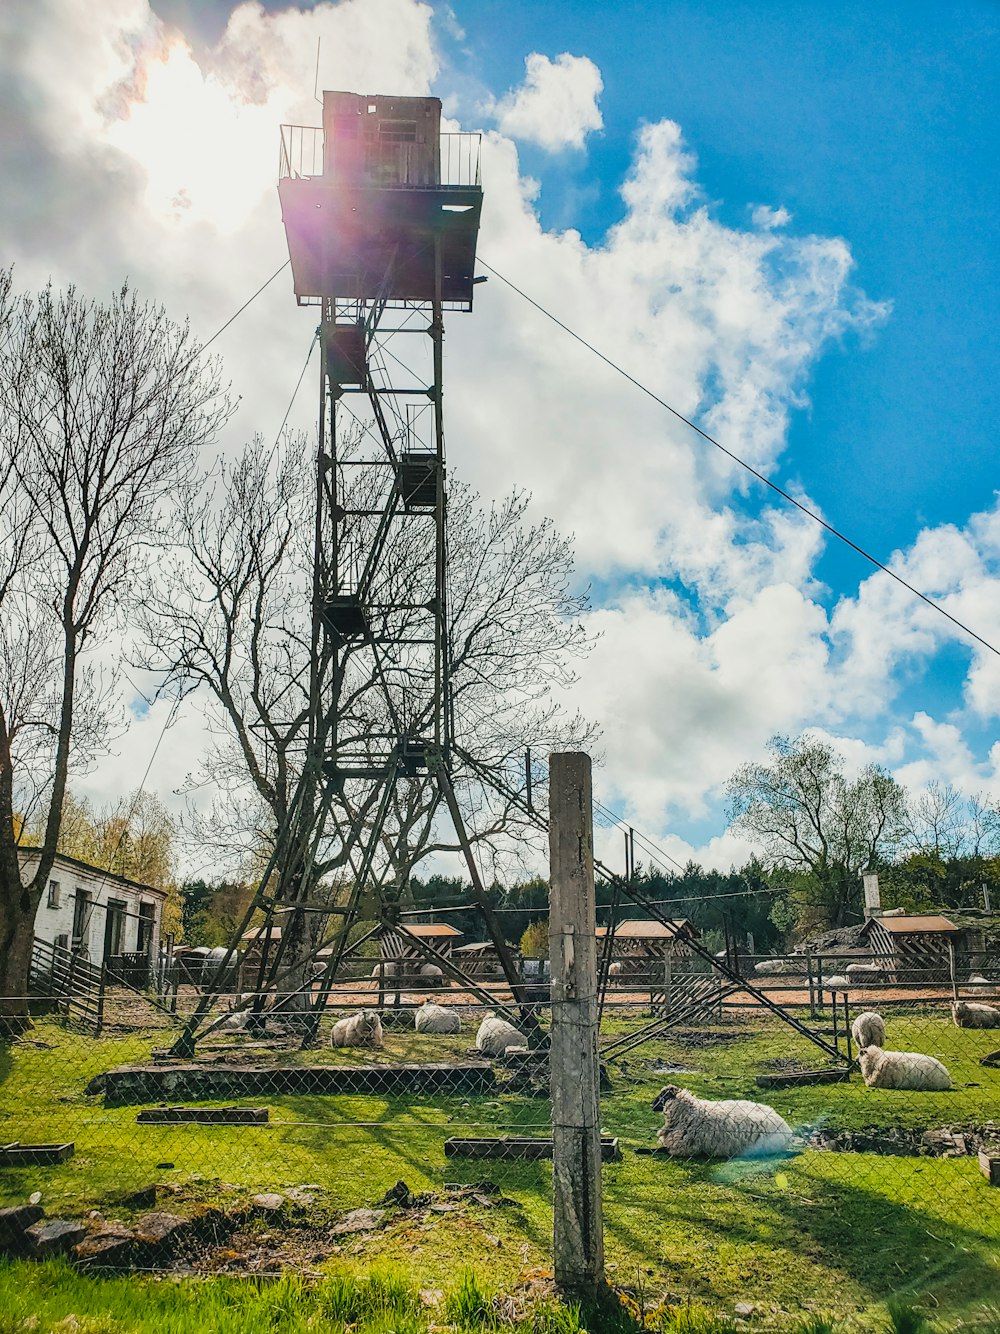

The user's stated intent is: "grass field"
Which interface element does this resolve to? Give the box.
[2,1003,1000,1328]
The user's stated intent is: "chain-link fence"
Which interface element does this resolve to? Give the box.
[596,960,1000,1315]
[5,945,1000,1318]
[0,974,554,1284]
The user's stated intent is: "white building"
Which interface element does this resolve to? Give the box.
[19,848,167,966]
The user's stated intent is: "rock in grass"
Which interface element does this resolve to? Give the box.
[0,1204,44,1250]
[26,1219,87,1256]
[330,1208,386,1236]
[251,1194,285,1212]
[133,1211,189,1246]
[74,1224,135,1265]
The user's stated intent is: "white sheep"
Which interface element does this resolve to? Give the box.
[858,1046,951,1090]
[475,1012,528,1058]
[952,1000,1000,1029]
[851,1010,885,1050]
[414,1001,462,1034]
[607,961,623,978]
[846,962,881,979]
[651,1084,793,1160]
[371,961,400,980]
[825,975,850,989]
[418,963,446,988]
[965,975,994,997]
[330,1009,384,1049]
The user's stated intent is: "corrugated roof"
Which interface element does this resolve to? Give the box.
[597,918,697,940]
[861,914,959,935]
[393,923,463,938]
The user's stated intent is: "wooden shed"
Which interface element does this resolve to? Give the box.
[452,939,522,980]
[859,913,961,983]
[597,918,700,981]
[378,922,463,983]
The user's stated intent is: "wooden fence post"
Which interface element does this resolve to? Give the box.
[548,751,604,1294]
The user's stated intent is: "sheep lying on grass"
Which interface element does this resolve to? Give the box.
[952,1000,1000,1029]
[415,1002,462,1034]
[475,1012,528,1058]
[858,1046,951,1090]
[330,1009,384,1049]
[651,1084,793,1160]
[851,1010,885,1050]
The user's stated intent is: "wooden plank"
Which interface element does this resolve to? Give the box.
[548,751,604,1291]
[979,1150,1000,1185]
[98,1062,496,1106]
[0,1142,75,1165]
[756,1068,852,1088]
[445,1135,620,1162]
[137,1105,269,1124]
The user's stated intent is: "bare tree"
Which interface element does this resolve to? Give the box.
[0,274,231,1027]
[903,781,1000,861]
[726,733,907,928]
[139,431,596,910]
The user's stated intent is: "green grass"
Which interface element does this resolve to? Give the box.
[3,1007,1000,1326]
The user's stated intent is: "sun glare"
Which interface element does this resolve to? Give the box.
[105,41,276,232]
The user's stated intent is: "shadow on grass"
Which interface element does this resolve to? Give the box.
[603,1153,1000,1316]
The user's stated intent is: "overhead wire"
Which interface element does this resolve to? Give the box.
[199,259,290,355]
[478,256,1000,661]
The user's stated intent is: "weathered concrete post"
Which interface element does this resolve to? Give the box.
[548,751,604,1293]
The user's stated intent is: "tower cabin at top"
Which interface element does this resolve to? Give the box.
[278,92,483,309]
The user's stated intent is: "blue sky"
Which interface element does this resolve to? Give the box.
[4,0,1000,873]
[440,0,1000,577]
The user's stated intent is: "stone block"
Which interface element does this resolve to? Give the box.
[26,1219,87,1256]
[0,1204,44,1252]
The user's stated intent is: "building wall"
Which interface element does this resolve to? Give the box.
[18,851,164,965]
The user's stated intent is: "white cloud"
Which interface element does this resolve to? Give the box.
[489,52,603,152]
[752,204,791,230]
[5,0,999,880]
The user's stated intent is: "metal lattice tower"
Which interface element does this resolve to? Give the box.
[170,92,530,1057]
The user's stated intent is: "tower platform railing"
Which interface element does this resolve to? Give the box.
[279,125,482,188]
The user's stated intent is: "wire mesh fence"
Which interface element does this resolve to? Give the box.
[5,955,1000,1313]
[0,979,554,1280]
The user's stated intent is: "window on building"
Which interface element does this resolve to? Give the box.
[379,119,417,143]
[47,880,60,909]
[104,899,126,959]
[137,901,156,956]
[72,890,91,950]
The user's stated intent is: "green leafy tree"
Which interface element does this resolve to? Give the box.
[726,733,908,929]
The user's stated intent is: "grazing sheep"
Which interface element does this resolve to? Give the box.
[965,975,994,997]
[754,960,787,976]
[418,963,446,988]
[952,1000,1000,1029]
[476,1012,528,1058]
[851,1010,885,1050]
[858,1046,951,1090]
[846,962,881,979]
[651,1085,793,1160]
[415,1002,462,1034]
[330,1009,384,1049]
